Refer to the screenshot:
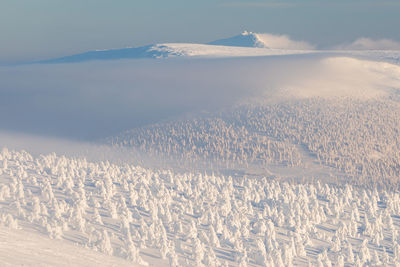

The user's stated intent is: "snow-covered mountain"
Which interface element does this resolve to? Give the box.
[38,32,316,63]
[40,44,311,64]
[37,32,400,65]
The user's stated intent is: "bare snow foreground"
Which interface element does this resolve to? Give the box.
[0,226,136,267]
[1,148,400,266]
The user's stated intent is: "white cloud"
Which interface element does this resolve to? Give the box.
[255,33,315,50]
[336,38,400,50]
[1,55,399,140]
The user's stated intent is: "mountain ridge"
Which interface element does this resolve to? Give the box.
[37,32,315,64]
[35,32,400,64]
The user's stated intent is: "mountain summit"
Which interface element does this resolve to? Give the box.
[209,31,314,50]
[208,31,268,48]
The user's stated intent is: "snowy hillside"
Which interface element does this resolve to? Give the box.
[0,226,136,266]
[1,148,400,266]
[108,97,400,188]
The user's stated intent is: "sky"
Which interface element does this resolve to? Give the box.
[1,0,400,64]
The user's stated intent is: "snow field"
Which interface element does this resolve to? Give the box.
[1,148,400,266]
[0,225,137,266]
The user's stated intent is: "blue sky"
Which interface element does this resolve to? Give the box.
[1,0,400,63]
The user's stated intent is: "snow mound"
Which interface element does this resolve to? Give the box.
[209,31,314,50]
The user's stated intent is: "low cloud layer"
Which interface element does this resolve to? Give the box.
[0,55,399,141]
[336,38,400,50]
[255,33,315,50]
[0,59,263,140]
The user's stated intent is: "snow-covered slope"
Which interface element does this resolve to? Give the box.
[40,44,168,63]
[0,226,137,267]
[1,148,400,266]
[109,97,400,187]
[147,43,312,58]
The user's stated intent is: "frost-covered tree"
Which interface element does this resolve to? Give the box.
[93,206,103,225]
[2,214,18,229]
[100,229,113,256]
[337,255,344,267]
[203,247,217,267]
[359,239,371,264]
[2,148,400,265]
[192,237,205,266]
